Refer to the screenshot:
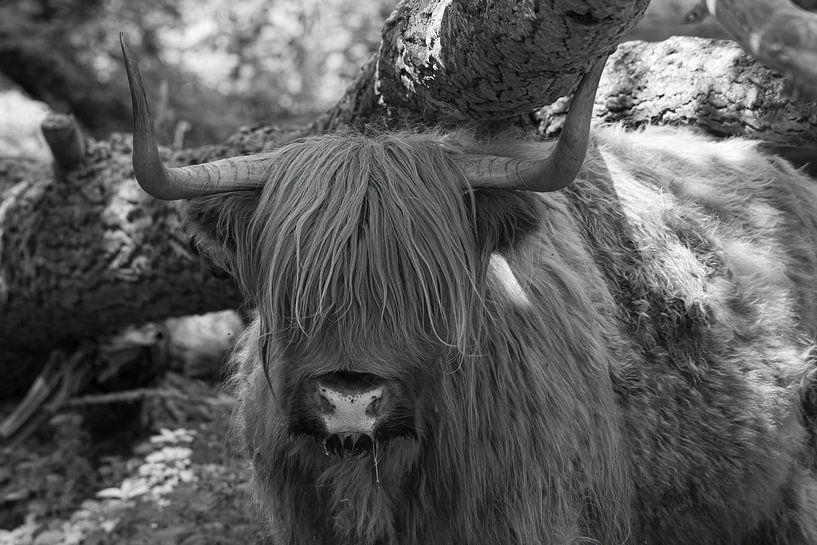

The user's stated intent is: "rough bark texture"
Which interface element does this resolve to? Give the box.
[40,114,86,170]
[0,127,303,395]
[538,38,817,147]
[1,1,816,394]
[375,0,650,122]
[314,0,651,129]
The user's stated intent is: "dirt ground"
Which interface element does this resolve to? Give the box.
[0,372,269,545]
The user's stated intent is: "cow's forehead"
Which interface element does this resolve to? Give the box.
[240,132,486,361]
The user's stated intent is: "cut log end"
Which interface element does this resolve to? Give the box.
[40,113,86,170]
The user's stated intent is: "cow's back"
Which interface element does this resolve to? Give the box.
[587,126,817,334]
[564,126,817,544]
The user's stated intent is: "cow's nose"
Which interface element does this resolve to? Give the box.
[316,378,384,456]
[317,382,383,433]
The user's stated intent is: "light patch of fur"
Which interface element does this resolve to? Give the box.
[486,252,531,307]
[590,125,815,345]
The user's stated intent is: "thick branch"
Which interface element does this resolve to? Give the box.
[374,0,650,122]
[314,0,652,129]
[538,38,817,147]
[0,126,302,396]
[41,113,86,170]
[0,147,240,348]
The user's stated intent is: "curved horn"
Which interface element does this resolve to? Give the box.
[460,56,607,192]
[120,33,271,200]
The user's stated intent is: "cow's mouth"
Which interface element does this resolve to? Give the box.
[324,432,374,457]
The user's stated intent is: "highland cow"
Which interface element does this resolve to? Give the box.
[122,36,817,545]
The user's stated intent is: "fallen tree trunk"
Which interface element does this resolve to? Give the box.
[537,37,817,147]
[373,0,649,121]
[0,3,814,394]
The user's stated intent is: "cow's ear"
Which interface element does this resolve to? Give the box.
[470,190,541,255]
[183,191,261,274]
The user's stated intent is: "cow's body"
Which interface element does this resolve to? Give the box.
[199,125,817,545]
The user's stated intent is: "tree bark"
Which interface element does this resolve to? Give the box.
[313,0,651,129]
[40,114,86,170]
[0,128,305,396]
[537,37,817,147]
[374,0,650,122]
[1,1,815,394]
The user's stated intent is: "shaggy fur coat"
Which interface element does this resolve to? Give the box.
[186,125,817,545]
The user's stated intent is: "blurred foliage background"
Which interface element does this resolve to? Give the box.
[0,0,395,149]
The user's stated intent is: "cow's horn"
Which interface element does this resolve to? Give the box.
[121,33,270,200]
[460,56,607,192]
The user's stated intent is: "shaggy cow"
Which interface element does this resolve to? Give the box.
[122,37,817,545]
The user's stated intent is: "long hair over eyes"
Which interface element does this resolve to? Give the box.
[228,129,485,359]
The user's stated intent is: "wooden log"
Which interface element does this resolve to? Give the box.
[374,0,650,122]
[41,113,86,169]
[537,38,817,148]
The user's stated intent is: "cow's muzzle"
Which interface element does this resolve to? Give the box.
[289,371,416,457]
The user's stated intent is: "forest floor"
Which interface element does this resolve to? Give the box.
[0,371,269,545]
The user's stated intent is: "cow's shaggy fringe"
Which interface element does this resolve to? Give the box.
[235,130,482,360]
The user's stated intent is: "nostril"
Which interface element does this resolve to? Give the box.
[318,388,335,414]
[325,434,343,456]
[354,434,373,453]
[367,396,381,416]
